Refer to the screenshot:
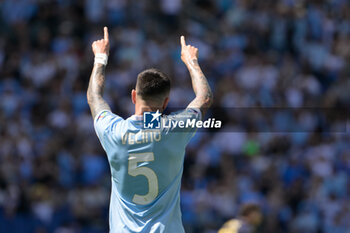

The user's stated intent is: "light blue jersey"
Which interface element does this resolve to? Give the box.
[94,109,201,233]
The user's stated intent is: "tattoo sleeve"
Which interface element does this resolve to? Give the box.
[186,59,213,115]
[87,64,111,119]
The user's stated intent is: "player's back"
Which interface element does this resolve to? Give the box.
[94,109,200,233]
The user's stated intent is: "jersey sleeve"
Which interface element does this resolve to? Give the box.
[166,108,202,145]
[94,110,123,151]
[218,219,244,233]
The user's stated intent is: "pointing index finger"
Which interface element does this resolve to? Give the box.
[104,27,109,41]
[181,36,186,47]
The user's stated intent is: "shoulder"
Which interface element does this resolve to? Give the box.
[166,108,202,120]
[218,219,244,233]
[94,110,124,139]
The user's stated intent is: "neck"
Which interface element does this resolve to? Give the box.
[135,104,163,116]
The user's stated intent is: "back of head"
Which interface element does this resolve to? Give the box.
[239,203,262,226]
[239,203,261,217]
[136,68,171,105]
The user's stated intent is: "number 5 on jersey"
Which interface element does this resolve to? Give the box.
[128,152,159,205]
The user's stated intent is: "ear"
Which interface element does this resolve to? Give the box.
[131,89,136,104]
[162,97,169,111]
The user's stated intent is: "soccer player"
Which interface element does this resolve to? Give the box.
[87,27,213,232]
[218,203,262,233]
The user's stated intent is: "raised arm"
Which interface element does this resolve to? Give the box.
[87,27,111,119]
[180,36,213,116]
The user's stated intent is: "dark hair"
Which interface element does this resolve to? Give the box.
[136,68,171,102]
[239,203,261,217]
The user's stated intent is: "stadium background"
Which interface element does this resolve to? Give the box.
[1,0,350,232]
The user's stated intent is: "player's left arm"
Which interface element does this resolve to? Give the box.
[87,27,111,119]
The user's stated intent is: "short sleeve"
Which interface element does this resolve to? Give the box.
[94,110,123,150]
[165,108,202,145]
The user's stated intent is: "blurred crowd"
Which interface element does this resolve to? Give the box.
[1,0,350,232]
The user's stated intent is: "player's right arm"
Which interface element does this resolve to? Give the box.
[181,36,213,116]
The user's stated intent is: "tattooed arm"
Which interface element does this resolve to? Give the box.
[180,36,213,116]
[87,64,111,118]
[87,27,111,119]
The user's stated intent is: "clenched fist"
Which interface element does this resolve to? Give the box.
[180,36,199,66]
[92,27,110,55]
